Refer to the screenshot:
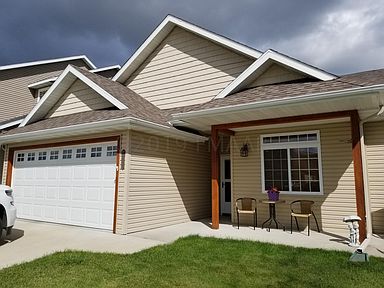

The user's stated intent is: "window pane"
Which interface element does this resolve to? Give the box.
[291,170,299,180]
[265,170,273,180]
[292,181,301,191]
[263,137,271,144]
[224,182,231,202]
[272,149,281,159]
[311,181,320,192]
[264,160,272,169]
[265,181,273,190]
[264,150,273,160]
[271,136,279,143]
[273,170,282,180]
[282,170,289,180]
[291,159,299,169]
[310,170,319,181]
[224,160,231,180]
[289,135,298,142]
[301,181,310,191]
[273,160,281,169]
[299,148,308,158]
[300,170,310,181]
[308,133,317,141]
[299,134,308,142]
[309,159,318,169]
[280,136,288,143]
[308,147,318,158]
[290,148,299,159]
[300,159,308,169]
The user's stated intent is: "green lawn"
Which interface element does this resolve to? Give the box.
[1,236,383,288]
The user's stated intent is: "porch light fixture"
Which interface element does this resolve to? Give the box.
[240,143,249,157]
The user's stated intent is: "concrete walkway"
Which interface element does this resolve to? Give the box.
[1,219,383,269]
[0,220,165,269]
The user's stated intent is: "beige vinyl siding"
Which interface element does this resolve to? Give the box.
[127,131,210,233]
[231,121,356,235]
[364,121,384,234]
[125,27,253,109]
[0,59,89,123]
[1,131,128,234]
[249,63,307,88]
[46,79,114,118]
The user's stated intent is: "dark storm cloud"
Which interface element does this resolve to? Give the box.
[0,0,383,74]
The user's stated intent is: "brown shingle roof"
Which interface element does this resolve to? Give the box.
[72,66,169,125]
[170,68,384,112]
[1,67,171,136]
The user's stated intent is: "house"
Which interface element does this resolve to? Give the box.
[0,56,120,182]
[0,15,383,242]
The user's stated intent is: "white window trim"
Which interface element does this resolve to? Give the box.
[260,130,324,195]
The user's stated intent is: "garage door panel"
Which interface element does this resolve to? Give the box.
[12,141,117,230]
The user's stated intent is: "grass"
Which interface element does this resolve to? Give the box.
[1,236,383,288]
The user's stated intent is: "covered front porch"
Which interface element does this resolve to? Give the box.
[211,110,367,241]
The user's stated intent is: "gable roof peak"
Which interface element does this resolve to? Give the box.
[214,49,337,99]
[113,15,262,83]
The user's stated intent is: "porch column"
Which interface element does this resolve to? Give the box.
[211,126,219,229]
[350,111,367,242]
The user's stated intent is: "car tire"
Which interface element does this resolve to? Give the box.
[0,219,5,241]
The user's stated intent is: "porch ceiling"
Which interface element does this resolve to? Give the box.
[174,91,384,133]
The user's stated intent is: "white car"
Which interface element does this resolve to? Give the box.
[0,185,16,240]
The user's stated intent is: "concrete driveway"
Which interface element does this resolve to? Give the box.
[0,220,165,269]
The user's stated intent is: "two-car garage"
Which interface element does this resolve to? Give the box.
[9,139,119,231]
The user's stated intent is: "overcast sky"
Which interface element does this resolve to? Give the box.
[1,0,383,75]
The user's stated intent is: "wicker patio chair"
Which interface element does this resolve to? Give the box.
[235,198,257,230]
[290,200,320,236]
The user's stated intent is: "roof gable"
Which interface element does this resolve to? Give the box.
[45,79,115,119]
[19,66,128,127]
[214,50,337,99]
[113,15,262,83]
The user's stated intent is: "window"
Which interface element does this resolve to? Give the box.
[76,148,87,159]
[261,131,322,194]
[36,87,49,102]
[27,152,35,161]
[38,152,47,161]
[91,147,102,158]
[62,149,72,159]
[106,145,117,157]
[17,153,25,162]
[50,150,59,160]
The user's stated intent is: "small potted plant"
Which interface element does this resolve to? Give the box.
[267,186,280,201]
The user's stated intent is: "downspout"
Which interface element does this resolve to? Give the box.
[357,105,384,251]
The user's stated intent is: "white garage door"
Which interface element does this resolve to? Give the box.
[12,141,118,230]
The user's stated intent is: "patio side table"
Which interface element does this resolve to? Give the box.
[260,200,286,232]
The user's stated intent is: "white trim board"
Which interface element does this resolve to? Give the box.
[214,50,337,99]
[113,15,262,83]
[20,65,128,127]
[0,55,96,71]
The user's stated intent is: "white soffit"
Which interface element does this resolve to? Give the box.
[214,50,337,99]
[113,15,262,83]
[20,66,128,127]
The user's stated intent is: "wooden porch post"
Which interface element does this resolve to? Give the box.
[211,126,219,229]
[350,110,367,242]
